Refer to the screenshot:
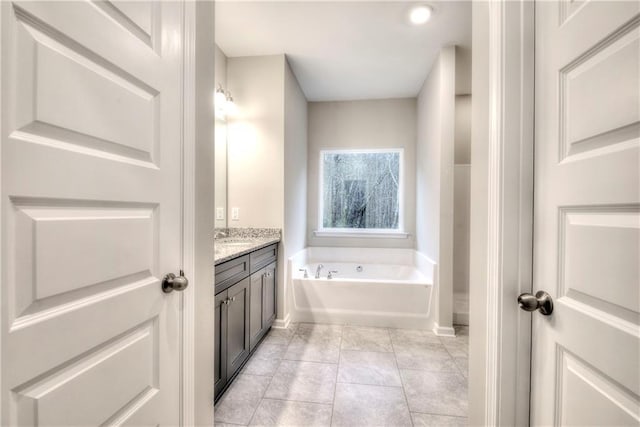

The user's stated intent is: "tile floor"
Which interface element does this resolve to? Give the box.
[215,323,469,427]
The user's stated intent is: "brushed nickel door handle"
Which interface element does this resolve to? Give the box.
[518,291,553,315]
[162,270,189,293]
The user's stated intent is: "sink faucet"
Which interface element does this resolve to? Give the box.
[315,264,324,279]
[214,230,228,239]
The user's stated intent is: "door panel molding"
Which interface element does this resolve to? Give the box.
[89,1,160,51]
[559,14,640,161]
[11,318,159,426]
[555,345,640,426]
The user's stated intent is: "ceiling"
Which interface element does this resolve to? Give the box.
[215,1,471,102]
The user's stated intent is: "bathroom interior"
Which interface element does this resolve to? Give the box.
[213,1,472,425]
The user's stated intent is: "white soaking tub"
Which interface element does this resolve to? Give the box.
[288,247,437,329]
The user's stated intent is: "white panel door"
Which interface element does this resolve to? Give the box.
[533,1,640,426]
[1,1,184,425]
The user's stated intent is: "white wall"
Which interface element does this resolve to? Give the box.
[282,57,308,322]
[415,46,456,334]
[214,45,227,228]
[453,95,471,325]
[453,164,470,325]
[454,95,472,164]
[469,1,490,423]
[455,46,472,96]
[226,54,308,326]
[306,98,417,249]
[227,55,285,228]
[193,2,216,424]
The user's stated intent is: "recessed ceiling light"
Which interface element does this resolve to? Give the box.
[409,5,433,25]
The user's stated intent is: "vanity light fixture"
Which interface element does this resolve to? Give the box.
[409,4,433,25]
[215,84,227,119]
[225,91,238,117]
[215,84,227,108]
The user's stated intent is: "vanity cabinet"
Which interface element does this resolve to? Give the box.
[213,277,250,397]
[249,261,277,350]
[214,243,278,400]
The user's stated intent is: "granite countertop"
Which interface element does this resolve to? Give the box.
[214,228,281,265]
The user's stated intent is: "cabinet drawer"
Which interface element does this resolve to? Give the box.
[215,254,250,294]
[250,244,278,273]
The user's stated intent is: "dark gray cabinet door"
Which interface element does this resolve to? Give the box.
[249,268,264,351]
[226,277,250,377]
[263,262,277,327]
[214,290,228,397]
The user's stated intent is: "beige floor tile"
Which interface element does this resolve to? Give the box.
[250,399,332,426]
[331,383,411,427]
[265,360,338,404]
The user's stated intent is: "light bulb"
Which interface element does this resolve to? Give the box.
[215,86,227,109]
[225,92,238,117]
[409,5,432,25]
[214,85,228,120]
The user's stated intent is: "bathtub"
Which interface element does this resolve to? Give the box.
[288,247,437,329]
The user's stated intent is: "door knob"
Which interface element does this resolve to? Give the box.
[517,291,553,315]
[162,270,189,293]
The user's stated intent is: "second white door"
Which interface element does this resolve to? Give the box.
[532,1,640,425]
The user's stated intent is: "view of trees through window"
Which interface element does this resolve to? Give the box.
[321,150,401,229]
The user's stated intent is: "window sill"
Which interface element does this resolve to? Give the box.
[313,230,410,239]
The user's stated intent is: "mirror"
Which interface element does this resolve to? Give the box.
[214,118,227,228]
[214,45,228,229]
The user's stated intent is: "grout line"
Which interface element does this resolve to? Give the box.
[246,329,290,425]
[439,327,469,379]
[410,409,469,418]
[329,330,343,426]
[278,358,339,366]
[390,328,415,427]
[410,410,468,419]
[335,379,405,389]
[259,396,334,406]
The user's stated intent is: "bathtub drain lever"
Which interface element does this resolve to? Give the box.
[327,270,338,280]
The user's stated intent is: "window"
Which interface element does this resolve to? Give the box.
[319,149,403,234]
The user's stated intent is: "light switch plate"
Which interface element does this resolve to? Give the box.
[231,207,239,221]
[216,207,224,220]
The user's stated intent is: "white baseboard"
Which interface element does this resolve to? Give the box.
[292,309,433,330]
[272,313,291,329]
[433,322,456,337]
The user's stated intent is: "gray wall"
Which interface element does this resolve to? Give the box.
[306,98,417,248]
[214,45,227,229]
[416,46,456,331]
[283,57,308,321]
[454,95,472,164]
[453,95,471,322]
[226,54,308,325]
[469,1,490,423]
[226,55,285,228]
[194,2,216,424]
